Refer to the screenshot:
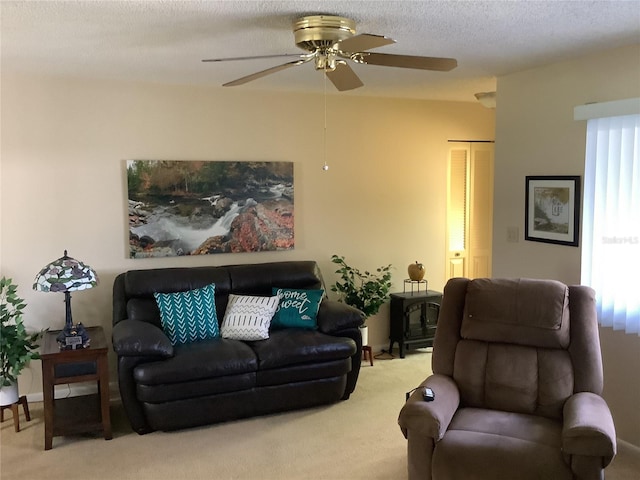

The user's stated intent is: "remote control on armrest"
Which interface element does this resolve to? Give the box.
[423,387,435,402]
[405,386,436,402]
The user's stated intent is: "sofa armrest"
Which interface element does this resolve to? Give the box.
[398,374,460,441]
[563,392,616,464]
[112,319,174,358]
[316,300,365,334]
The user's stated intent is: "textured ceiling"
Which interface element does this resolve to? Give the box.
[2,0,639,102]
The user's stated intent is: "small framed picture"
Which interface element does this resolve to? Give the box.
[525,176,581,247]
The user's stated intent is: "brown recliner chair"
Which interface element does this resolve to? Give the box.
[398,278,616,480]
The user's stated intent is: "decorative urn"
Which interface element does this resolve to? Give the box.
[407,261,425,281]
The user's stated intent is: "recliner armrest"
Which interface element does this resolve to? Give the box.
[112,319,174,358]
[316,300,365,334]
[562,392,616,464]
[398,374,460,441]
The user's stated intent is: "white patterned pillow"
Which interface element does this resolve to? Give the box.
[220,294,280,341]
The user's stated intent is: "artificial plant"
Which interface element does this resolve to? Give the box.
[330,255,392,320]
[0,277,44,387]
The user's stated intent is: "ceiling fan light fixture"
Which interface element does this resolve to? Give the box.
[315,52,338,71]
[205,14,458,92]
[293,15,356,51]
[350,52,366,65]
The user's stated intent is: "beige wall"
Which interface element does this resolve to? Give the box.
[0,74,495,396]
[493,44,640,446]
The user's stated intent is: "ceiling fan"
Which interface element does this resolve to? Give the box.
[203,15,458,91]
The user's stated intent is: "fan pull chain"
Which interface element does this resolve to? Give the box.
[322,67,329,171]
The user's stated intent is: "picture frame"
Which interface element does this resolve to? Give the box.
[525,175,580,247]
[126,160,294,258]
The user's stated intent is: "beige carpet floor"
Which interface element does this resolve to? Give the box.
[1,350,638,480]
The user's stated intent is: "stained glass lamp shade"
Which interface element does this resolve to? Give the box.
[33,250,99,348]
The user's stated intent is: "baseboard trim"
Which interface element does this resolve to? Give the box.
[617,438,640,455]
[368,344,433,358]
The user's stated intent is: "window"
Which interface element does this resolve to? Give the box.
[580,111,639,335]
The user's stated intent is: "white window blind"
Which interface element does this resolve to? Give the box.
[581,113,640,335]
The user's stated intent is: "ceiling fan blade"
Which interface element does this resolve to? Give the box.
[223,58,312,87]
[358,52,457,71]
[325,62,364,91]
[203,53,305,63]
[335,33,395,53]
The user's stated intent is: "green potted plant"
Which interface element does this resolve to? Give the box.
[330,255,392,346]
[0,277,44,406]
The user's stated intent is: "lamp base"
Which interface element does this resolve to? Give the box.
[56,322,91,350]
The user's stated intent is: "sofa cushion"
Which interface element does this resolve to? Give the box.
[249,329,357,370]
[154,284,219,345]
[256,358,351,387]
[271,288,324,330]
[133,338,257,385]
[124,267,231,298]
[226,261,323,296]
[220,294,280,341]
[137,372,256,403]
[126,298,161,326]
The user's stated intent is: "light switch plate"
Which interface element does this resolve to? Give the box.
[507,226,519,242]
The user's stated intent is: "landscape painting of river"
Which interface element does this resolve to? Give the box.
[126,160,294,258]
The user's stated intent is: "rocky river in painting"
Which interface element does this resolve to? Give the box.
[129,183,293,258]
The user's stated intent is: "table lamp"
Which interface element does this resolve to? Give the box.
[33,250,99,350]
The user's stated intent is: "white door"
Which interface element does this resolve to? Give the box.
[446,142,494,280]
[446,146,469,278]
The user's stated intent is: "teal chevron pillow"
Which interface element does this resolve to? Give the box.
[271,288,324,330]
[153,284,219,345]
[220,294,279,341]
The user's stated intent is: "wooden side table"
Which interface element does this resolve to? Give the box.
[40,326,112,450]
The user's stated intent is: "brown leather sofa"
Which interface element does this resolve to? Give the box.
[112,261,364,434]
[398,277,616,480]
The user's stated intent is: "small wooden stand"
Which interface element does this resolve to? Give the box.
[362,346,374,366]
[0,396,31,432]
